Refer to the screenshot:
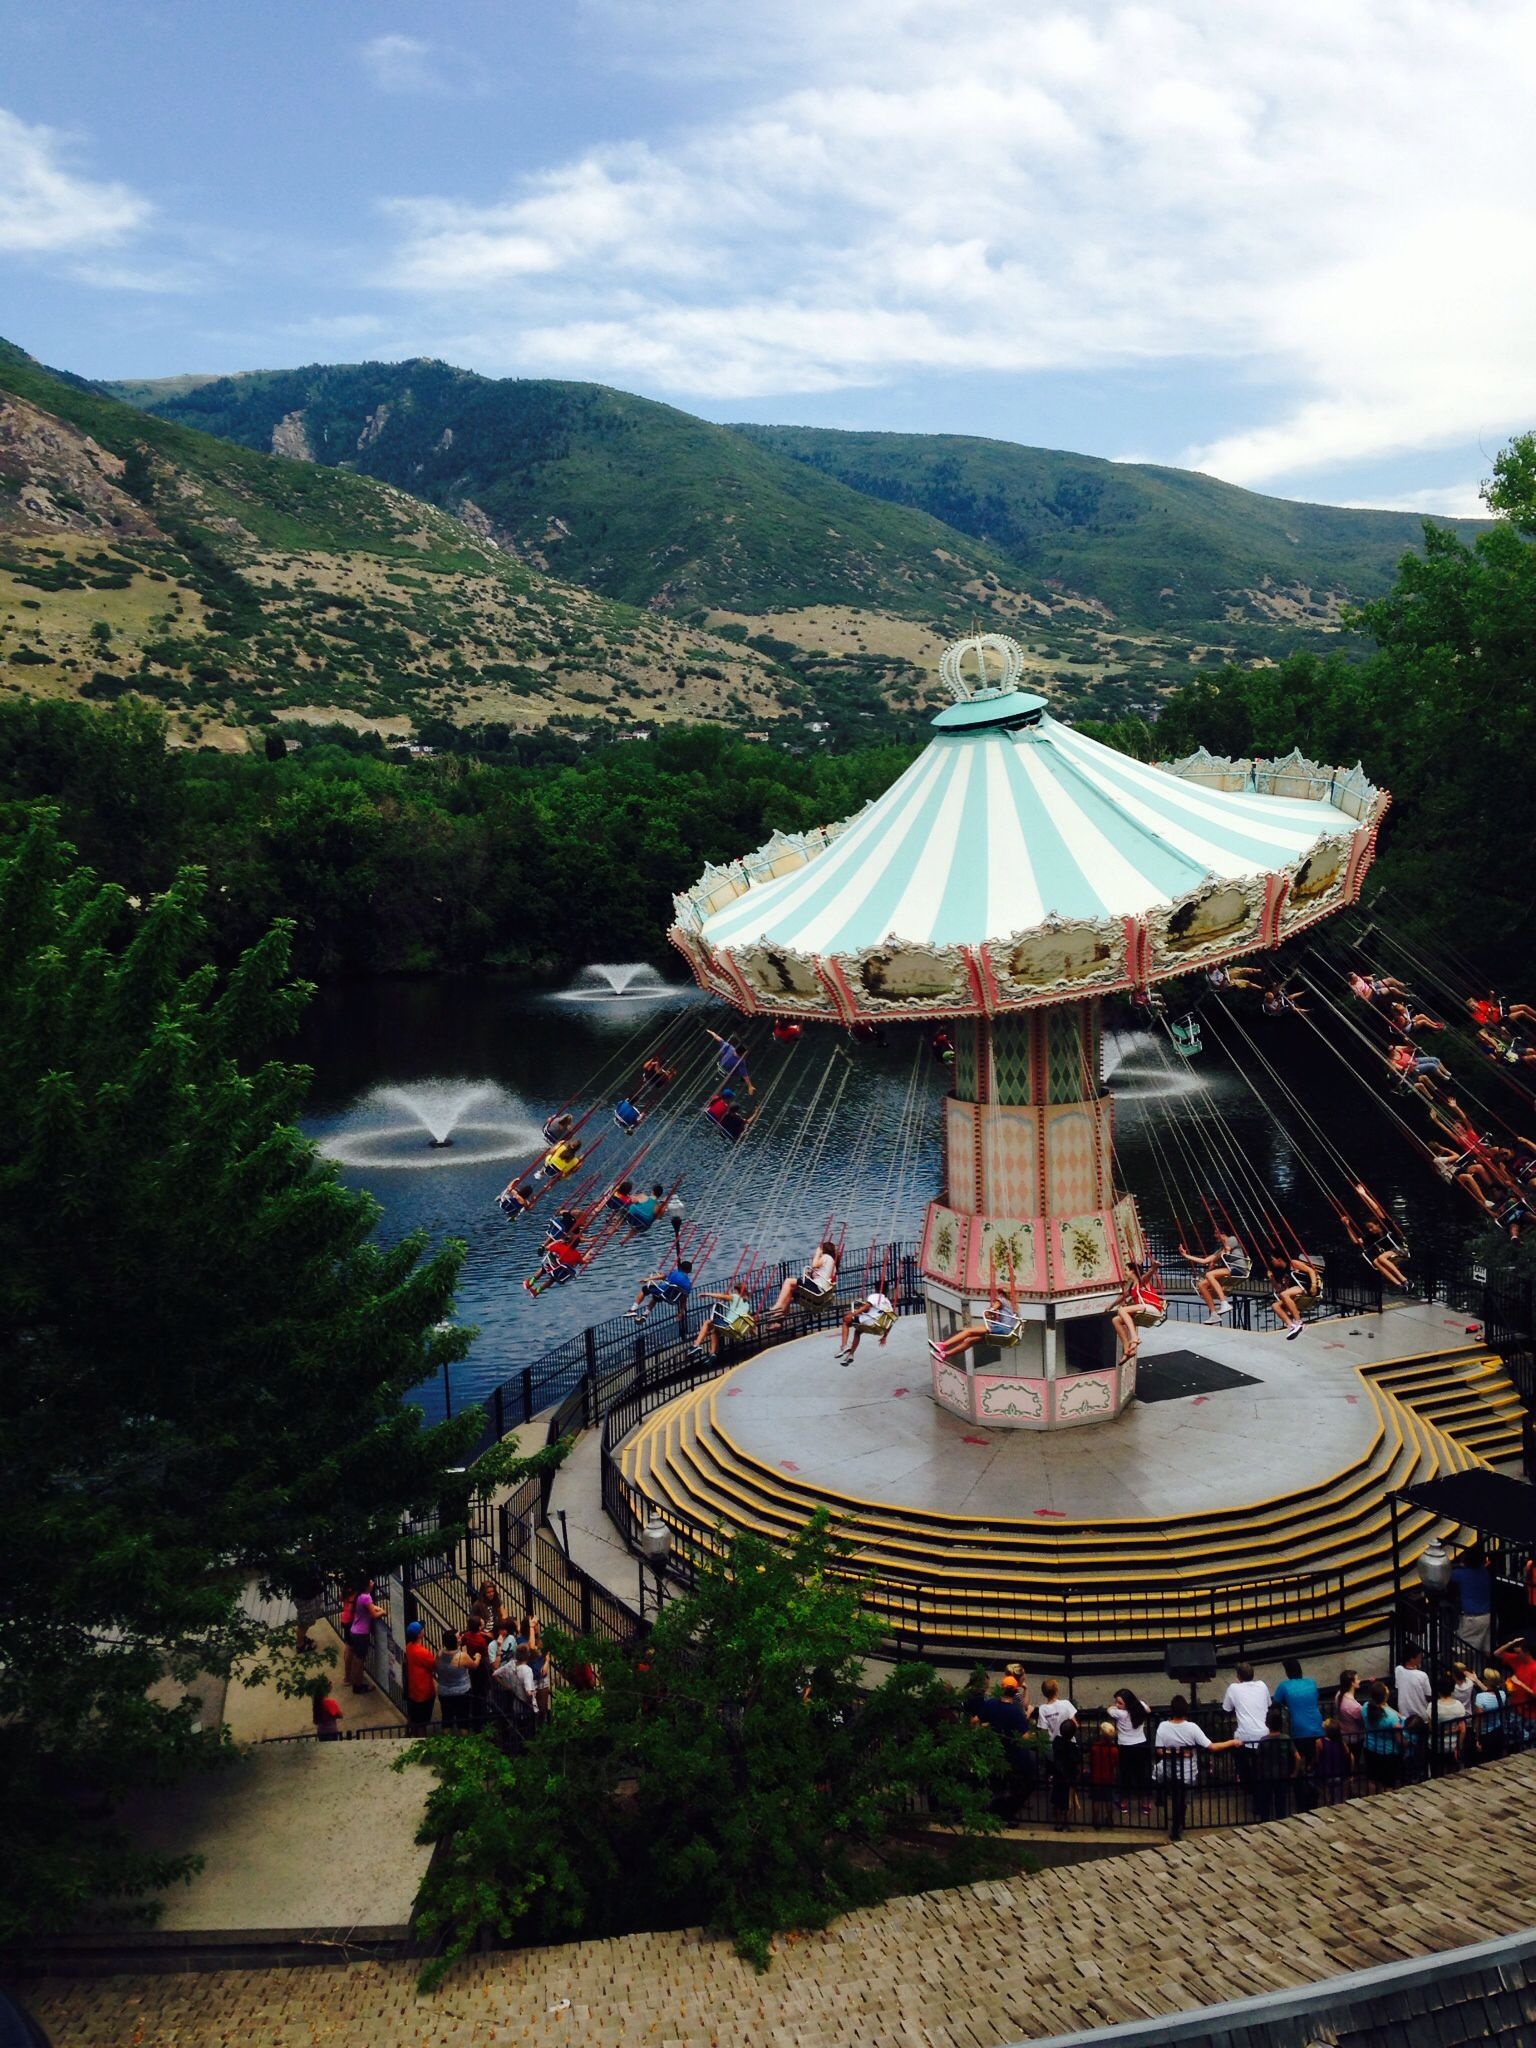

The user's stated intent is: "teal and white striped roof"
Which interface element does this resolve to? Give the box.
[692,709,1369,956]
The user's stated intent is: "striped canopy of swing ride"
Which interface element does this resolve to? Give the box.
[671,635,1389,1020]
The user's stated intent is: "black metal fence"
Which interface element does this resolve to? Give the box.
[462,1240,926,1457]
[348,1236,1533,1700]
[937,1698,1536,1838]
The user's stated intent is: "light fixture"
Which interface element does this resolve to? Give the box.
[1418,1538,1452,1594]
[640,1516,672,1572]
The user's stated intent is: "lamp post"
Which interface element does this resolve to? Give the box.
[1418,1537,1452,1774]
[639,1514,672,1623]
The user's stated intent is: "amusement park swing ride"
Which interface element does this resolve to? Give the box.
[485,633,1536,1660]
[670,631,1389,1429]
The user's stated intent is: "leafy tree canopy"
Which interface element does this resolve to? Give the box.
[402,1513,1005,1986]
[0,817,532,1944]
[1153,433,1536,968]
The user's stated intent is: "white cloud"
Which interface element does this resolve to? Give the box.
[0,107,149,255]
[1326,483,1488,520]
[374,0,1536,486]
[361,34,448,95]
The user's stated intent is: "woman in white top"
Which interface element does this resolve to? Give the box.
[769,1240,840,1322]
[1109,1688,1154,1814]
[1154,1695,1242,1840]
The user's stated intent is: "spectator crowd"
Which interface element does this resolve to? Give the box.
[962,1638,1536,1840]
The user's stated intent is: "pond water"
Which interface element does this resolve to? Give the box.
[295,974,1469,1422]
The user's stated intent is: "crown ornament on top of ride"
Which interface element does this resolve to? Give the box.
[938,632,1027,704]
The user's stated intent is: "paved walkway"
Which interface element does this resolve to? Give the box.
[29,1753,1536,2048]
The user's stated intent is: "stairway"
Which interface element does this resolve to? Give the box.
[1363,1350,1525,1466]
[615,1347,1525,1659]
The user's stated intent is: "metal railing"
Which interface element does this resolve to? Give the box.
[356,1237,1534,1695]
[462,1240,925,1458]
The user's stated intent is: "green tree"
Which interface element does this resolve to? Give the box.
[402,1513,1003,1986]
[0,816,540,1943]
[1150,433,1536,969]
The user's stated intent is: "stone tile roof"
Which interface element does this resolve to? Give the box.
[27,1754,1536,2048]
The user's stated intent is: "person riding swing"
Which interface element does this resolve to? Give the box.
[929,1251,1023,1366]
[1335,1188,1411,1289]
[1269,1251,1321,1339]
[836,1276,897,1366]
[768,1239,840,1324]
[1178,1233,1235,1321]
[692,1284,757,1358]
[1111,1258,1165,1367]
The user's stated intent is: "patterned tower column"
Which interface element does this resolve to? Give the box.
[920,1004,1146,1430]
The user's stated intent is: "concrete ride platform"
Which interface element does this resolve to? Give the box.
[613,1295,1521,1653]
[707,1301,1481,1524]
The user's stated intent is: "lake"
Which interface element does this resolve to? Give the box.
[295,970,1469,1421]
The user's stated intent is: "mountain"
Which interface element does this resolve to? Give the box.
[108,355,1487,729]
[104,358,1031,622]
[0,342,790,744]
[730,424,1487,630]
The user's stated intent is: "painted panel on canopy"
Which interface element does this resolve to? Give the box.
[969,1216,1043,1292]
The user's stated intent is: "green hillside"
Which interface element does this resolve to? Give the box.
[730,424,1486,627]
[0,342,790,742]
[106,359,1031,621]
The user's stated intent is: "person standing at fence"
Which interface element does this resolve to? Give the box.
[1335,1668,1364,1752]
[344,1580,383,1694]
[403,1620,437,1731]
[1109,1688,1153,1815]
[310,1678,343,1742]
[1221,1661,1272,1801]
[1495,1637,1536,1736]
[1315,1717,1353,1804]
[1035,1677,1077,1741]
[1272,1657,1324,1788]
[1087,1722,1120,1826]
[1049,1718,1082,1828]
[1360,1680,1404,1789]
[494,1647,538,1736]
[1449,1540,1499,1654]
[435,1633,474,1729]
[1153,1696,1241,1842]
[1394,1644,1433,1725]
[1250,1708,1300,1821]
[459,1615,492,1730]
[1432,1673,1468,1768]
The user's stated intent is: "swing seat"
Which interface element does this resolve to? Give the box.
[984,1317,1024,1347]
[1131,1303,1167,1328]
[722,1309,758,1339]
[792,1277,833,1307]
[1171,1017,1202,1057]
[858,1306,897,1336]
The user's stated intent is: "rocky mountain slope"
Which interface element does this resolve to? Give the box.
[110,353,1486,730]
[0,341,789,744]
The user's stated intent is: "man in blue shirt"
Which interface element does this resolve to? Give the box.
[1273,1656,1324,1753]
[630,1260,693,1321]
[1450,1546,1494,1656]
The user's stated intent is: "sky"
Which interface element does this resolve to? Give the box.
[1,0,1532,516]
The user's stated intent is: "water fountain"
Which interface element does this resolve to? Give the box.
[556,962,670,1001]
[315,1081,541,1171]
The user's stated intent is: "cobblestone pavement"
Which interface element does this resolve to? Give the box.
[29,1754,1536,2048]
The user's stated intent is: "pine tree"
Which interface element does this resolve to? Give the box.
[0,816,513,1941]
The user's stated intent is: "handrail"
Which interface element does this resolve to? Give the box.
[393,1238,1535,1675]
